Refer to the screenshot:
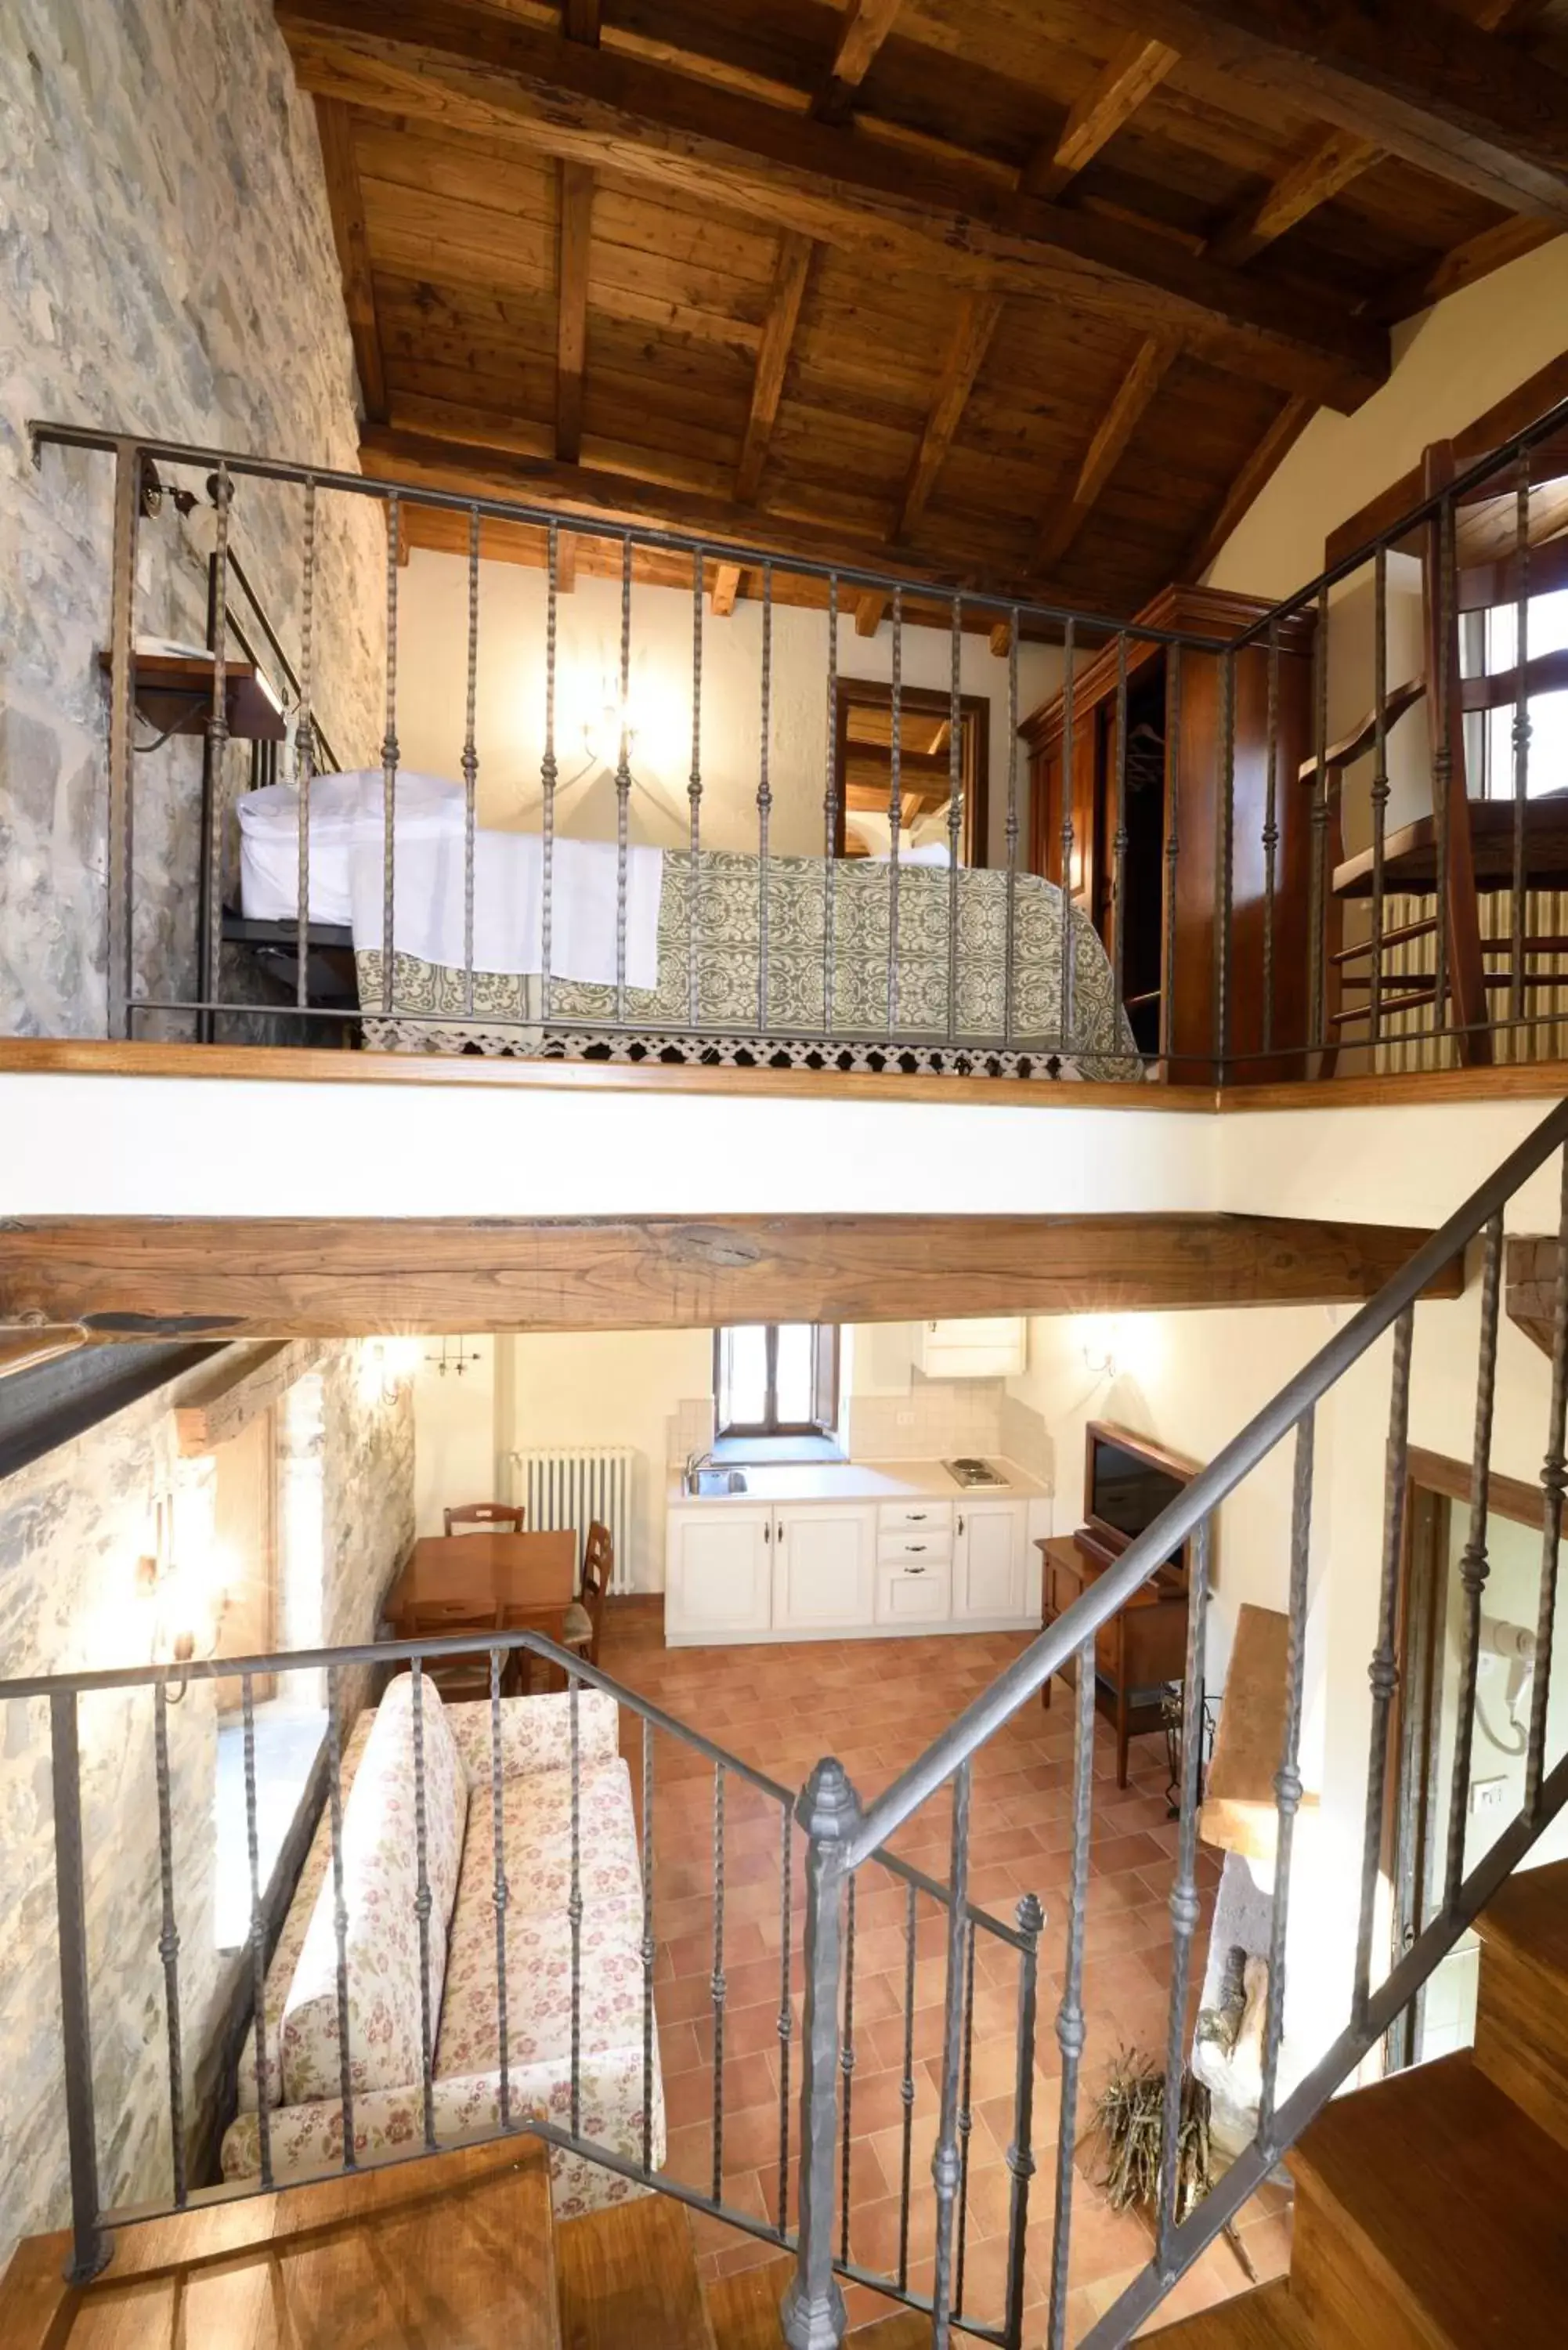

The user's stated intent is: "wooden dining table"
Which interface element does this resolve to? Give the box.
[384,1531,578,1644]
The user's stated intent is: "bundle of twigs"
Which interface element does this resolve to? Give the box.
[1089,2046,1212,2225]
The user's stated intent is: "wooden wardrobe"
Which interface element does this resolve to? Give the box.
[1022,584,1317,1084]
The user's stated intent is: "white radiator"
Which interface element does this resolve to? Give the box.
[509,1448,636,1594]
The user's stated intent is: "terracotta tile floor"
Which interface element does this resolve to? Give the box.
[597,1597,1291,2345]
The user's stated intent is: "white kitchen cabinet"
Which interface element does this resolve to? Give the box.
[773,1504,876,1631]
[953,1500,1030,1622]
[915,1317,1028,1379]
[665,1507,774,1640]
[876,1559,952,1625]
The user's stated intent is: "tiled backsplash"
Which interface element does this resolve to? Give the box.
[850,1379,1003,1461]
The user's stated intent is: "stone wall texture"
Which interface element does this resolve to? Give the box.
[0,1343,414,2270]
[0,0,385,1036]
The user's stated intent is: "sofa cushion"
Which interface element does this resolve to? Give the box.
[280,1672,468,2104]
[443,1688,621,1787]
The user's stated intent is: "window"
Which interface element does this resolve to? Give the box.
[714,1324,840,1439]
[1473,585,1568,800]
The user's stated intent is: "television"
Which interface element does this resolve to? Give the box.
[1083,1421,1195,1567]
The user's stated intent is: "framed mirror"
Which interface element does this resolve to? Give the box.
[832,679,990,866]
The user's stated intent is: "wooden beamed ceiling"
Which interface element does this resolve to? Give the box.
[280,0,1568,618]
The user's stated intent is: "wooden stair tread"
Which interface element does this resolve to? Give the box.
[1476,1856,1568,1980]
[704,2257,930,2348]
[1141,2278,1317,2346]
[1289,2052,1568,2346]
[557,2193,715,2350]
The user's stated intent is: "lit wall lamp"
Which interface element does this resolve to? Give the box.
[363,1336,424,1405]
[1079,1316,1122,1384]
[137,1496,229,1701]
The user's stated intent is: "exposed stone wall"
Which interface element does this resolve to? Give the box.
[0,1343,414,2269]
[0,0,384,1036]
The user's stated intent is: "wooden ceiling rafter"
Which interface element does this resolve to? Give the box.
[554,158,594,466]
[277,1,1389,412]
[1031,331,1182,577]
[1183,391,1317,580]
[735,229,815,506]
[562,0,599,45]
[814,0,905,124]
[1021,32,1182,201]
[313,95,388,421]
[894,289,1007,543]
[710,561,743,616]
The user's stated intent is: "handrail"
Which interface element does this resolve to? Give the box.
[848,1090,1568,1866]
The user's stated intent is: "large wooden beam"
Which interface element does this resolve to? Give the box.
[814,0,904,123]
[0,1214,1462,1339]
[896,291,1006,540]
[1123,0,1568,222]
[562,0,599,45]
[1033,332,1180,576]
[1505,1231,1561,1358]
[1022,34,1181,201]
[735,230,814,504]
[313,96,387,421]
[276,0,1387,410]
[555,160,594,465]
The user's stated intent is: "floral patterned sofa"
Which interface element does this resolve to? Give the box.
[219,1675,663,2215]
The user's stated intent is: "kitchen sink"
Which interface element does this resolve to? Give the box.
[687,1468,749,1495]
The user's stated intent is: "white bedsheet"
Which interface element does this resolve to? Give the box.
[237,772,662,989]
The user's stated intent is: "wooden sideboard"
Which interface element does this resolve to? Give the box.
[1037,1532,1190,1788]
[1021,582,1318,1083]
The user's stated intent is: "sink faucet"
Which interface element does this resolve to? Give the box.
[684,1449,716,1493]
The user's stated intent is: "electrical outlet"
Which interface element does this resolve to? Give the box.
[1470,1775,1510,1817]
[896,1408,916,1426]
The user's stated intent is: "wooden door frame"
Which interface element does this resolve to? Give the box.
[831,678,991,866]
[1383,1443,1545,2065]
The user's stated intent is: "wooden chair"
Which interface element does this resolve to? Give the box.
[399,1598,503,1704]
[443,1502,525,1536]
[1306,439,1568,1071]
[562,1520,611,1674]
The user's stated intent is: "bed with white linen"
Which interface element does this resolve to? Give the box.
[237,771,1141,1079]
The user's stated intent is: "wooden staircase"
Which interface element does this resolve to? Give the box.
[1143,1856,1568,2348]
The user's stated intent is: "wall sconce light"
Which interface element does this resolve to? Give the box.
[138,1498,229,1699]
[582,700,636,773]
[1079,1317,1121,1384]
[364,1336,423,1405]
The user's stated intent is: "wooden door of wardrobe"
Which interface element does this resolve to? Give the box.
[1029,703,1100,918]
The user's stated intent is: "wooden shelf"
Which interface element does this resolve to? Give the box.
[99,650,286,743]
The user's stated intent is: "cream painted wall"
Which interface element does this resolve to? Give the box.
[392,552,1064,870]
[411,1336,500,1538]
[1209,236,1568,601]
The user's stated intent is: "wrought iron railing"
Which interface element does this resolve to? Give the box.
[28,403,1568,1084]
[0,1625,1039,2345]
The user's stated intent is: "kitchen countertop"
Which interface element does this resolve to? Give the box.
[667,1457,1051,1506]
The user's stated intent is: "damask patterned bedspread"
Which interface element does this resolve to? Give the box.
[354,849,1143,1081]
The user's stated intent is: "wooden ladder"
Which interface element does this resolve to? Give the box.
[1140,1855,1568,2348]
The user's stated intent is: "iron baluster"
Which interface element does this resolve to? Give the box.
[462,502,480,1018]
[1156,1517,1210,2275]
[1527,1152,1568,1817]
[50,1690,109,2282]
[1046,1639,1095,2349]
[778,1796,794,2232]
[1262,620,1280,1061]
[106,441,140,1039]
[1162,641,1183,1070]
[410,1660,438,2152]
[1353,1306,1414,2029]
[1431,494,1454,1041]
[947,593,963,1047]
[380,487,401,1018]
[1111,631,1129,1014]
[204,464,233,1036]
[1445,1213,1505,1914]
[490,1647,511,2129]
[780,1759,860,2350]
[712,1758,728,2204]
[294,475,317,1014]
[1215,645,1236,1083]
[1005,1893,1045,2350]
[1059,616,1077,1050]
[570,1668,584,2136]
[1309,580,1330,1058]
[1512,450,1532,1040]
[615,534,633,1023]
[1004,606,1021,1047]
[1258,1407,1314,2142]
[153,1683,186,2208]
[758,559,775,1031]
[326,1665,356,2167]
[541,522,558,1023]
[953,1918,977,2318]
[838,1871,856,2262]
[930,1760,972,2348]
[241,1672,273,2189]
[642,1716,656,2175]
[824,573,839,1035]
[689,546,703,1027]
[888,584,903,1035]
[898,1877,917,2291]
